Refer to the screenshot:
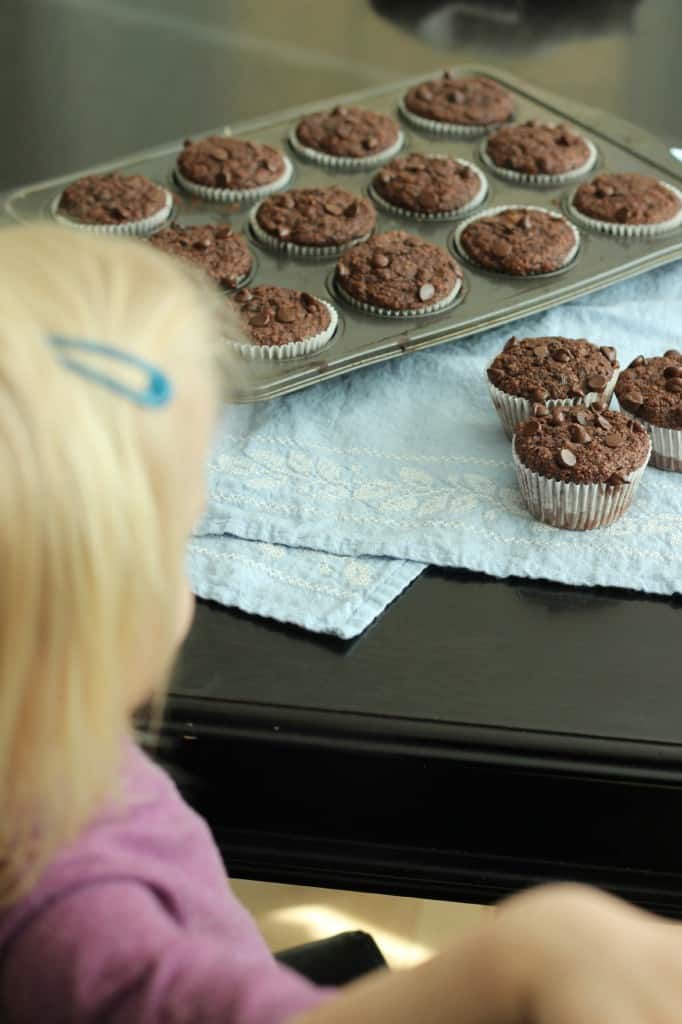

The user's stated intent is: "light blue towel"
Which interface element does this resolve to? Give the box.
[189,260,682,636]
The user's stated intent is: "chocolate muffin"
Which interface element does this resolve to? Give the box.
[335,230,462,316]
[615,349,682,471]
[482,120,596,183]
[456,206,579,276]
[228,285,338,360]
[513,404,651,530]
[251,186,376,257]
[291,106,403,168]
[487,336,620,438]
[176,136,292,202]
[401,72,514,135]
[370,153,487,220]
[55,173,173,235]
[148,223,252,288]
[570,173,682,237]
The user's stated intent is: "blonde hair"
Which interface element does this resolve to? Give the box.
[0,223,227,903]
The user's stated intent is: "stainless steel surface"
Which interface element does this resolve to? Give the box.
[3,64,681,401]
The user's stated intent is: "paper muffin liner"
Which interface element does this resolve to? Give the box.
[174,157,293,203]
[398,99,510,138]
[227,300,338,361]
[367,159,488,222]
[249,203,372,259]
[480,137,598,186]
[567,181,682,237]
[52,189,173,235]
[488,364,619,439]
[454,204,580,275]
[616,402,682,472]
[512,435,651,531]
[288,127,404,169]
[335,277,462,318]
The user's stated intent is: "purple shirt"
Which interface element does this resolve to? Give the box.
[0,743,330,1023]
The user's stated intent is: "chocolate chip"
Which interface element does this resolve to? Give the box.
[277,225,292,240]
[622,389,643,407]
[447,89,465,103]
[520,214,533,230]
[533,345,549,360]
[276,305,297,324]
[301,292,318,312]
[558,448,576,467]
[664,365,682,378]
[529,387,548,403]
[552,348,571,363]
[615,206,631,223]
[488,368,504,385]
[664,349,681,358]
[332,106,348,116]
[442,69,454,79]
[337,263,350,278]
[371,252,390,269]
[608,473,627,486]
[215,171,229,188]
[503,336,518,351]
[666,378,682,393]
[235,288,253,303]
[335,123,353,140]
[324,201,344,216]
[521,419,542,436]
[193,237,213,250]
[592,401,607,412]
[599,346,617,364]
[249,310,271,328]
[550,409,565,426]
[533,404,550,418]
[587,374,607,392]
[418,283,435,302]
[575,411,591,426]
[416,85,433,101]
[603,433,622,448]
[570,425,592,444]
[363,136,379,151]
[569,387,585,399]
[628,355,645,368]
[344,202,359,218]
[418,189,440,211]
[595,415,611,430]
[630,419,647,434]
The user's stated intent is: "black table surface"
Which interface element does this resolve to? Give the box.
[4,0,682,912]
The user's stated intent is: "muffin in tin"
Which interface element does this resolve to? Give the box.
[176,136,293,202]
[55,173,173,235]
[456,206,579,276]
[370,153,487,220]
[487,336,620,438]
[481,120,597,184]
[513,404,651,530]
[250,186,376,257]
[400,72,514,136]
[148,222,252,289]
[228,285,338,360]
[334,230,462,317]
[615,349,682,471]
[569,173,682,237]
[290,106,403,168]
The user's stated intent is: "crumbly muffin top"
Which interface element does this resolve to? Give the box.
[336,230,461,312]
[403,73,514,126]
[488,336,618,401]
[295,106,400,159]
[573,173,681,225]
[149,222,252,288]
[58,173,167,225]
[233,285,330,347]
[255,187,375,247]
[616,349,682,428]
[177,136,287,189]
[460,207,577,276]
[485,120,591,176]
[372,153,482,214]
[514,404,650,485]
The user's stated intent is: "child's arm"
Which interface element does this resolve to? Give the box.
[293,883,682,1024]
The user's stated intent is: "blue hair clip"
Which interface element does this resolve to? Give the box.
[48,336,173,408]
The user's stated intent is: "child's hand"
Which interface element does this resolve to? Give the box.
[496,883,682,1023]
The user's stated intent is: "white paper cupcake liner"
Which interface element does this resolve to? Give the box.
[480,137,598,186]
[288,127,404,169]
[615,402,682,472]
[454,204,580,275]
[567,181,682,237]
[335,277,462,318]
[174,157,293,204]
[249,204,372,259]
[488,364,619,439]
[227,300,338,361]
[512,435,651,531]
[398,99,510,138]
[52,189,173,235]
[367,159,488,222]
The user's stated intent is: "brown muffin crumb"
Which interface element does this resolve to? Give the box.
[573,173,681,226]
[488,336,618,402]
[295,106,400,159]
[255,187,375,248]
[372,153,483,215]
[460,207,577,276]
[485,120,592,177]
[233,285,330,347]
[403,73,514,127]
[616,350,682,428]
[58,173,168,226]
[149,223,252,288]
[177,136,287,190]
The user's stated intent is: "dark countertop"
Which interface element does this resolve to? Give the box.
[3,0,682,910]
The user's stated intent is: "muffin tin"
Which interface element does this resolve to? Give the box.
[2,64,681,403]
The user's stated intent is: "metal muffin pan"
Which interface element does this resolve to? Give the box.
[2,64,681,403]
